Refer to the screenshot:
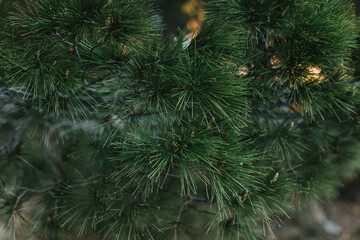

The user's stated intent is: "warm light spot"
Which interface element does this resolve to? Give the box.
[291,103,301,112]
[105,17,113,26]
[270,55,281,69]
[36,50,41,61]
[182,0,205,40]
[238,65,249,77]
[308,66,321,75]
[65,69,70,80]
[67,46,75,52]
[187,17,201,37]
[118,43,128,57]
[267,39,274,47]
[182,0,202,17]
[303,66,326,84]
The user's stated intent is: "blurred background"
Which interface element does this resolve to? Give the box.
[153,0,360,239]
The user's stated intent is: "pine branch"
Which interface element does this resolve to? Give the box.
[0,0,359,239]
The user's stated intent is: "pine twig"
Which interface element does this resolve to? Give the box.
[12,190,28,212]
[88,33,111,62]
[55,31,81,61]
[79,40,93,49]
[74,43,81,61]
[174,198,193,228]
[54,31,74,46]
[11,174,102,212]
[0,53,28,71]
[15,186,54,193]
[283,147,302,178]
[188,204,216,216]
[12,186,53,212]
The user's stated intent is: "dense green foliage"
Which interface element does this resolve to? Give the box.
[0,0,359,239]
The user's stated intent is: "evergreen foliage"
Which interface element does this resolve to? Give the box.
[0,0,359,239]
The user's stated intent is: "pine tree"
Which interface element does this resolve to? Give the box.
[0,0,359,239]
